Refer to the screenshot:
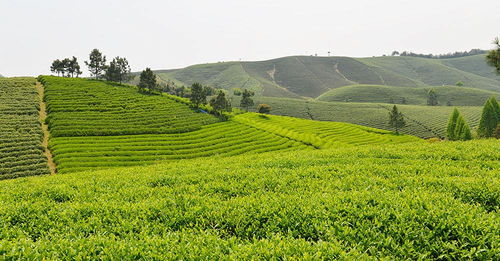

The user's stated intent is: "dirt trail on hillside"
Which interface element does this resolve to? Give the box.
[36,81,57,174]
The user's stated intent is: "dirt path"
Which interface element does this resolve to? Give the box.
[36,81,57,174]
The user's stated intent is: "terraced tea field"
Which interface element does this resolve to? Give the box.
[0,78,49,179]
[51,120,311,173]
[254,97,483,139]
[41,76,219,137]
[40,77,419,173]
[0,140,498,259]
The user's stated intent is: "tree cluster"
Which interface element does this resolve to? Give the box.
[388,105,406,133]
[84,49,131,83]
[446,108,472,141]
[50,57,82,77]
[138,68,160,94]
[258,104,271,114]
[477,96,500,138]
[391,49,486,59]
[209,91,232,115]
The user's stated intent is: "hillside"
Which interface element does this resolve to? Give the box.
[0,140,498,259]
[0,78,49,179]
[40,76,417,173]
[250,97,483,139]
[316,84,498,106]
[148,54,500,99]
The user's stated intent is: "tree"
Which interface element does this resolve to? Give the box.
[240,89,255,111]
[455,81,464,87]
[85,49,107,79]
[477,96,500,137]
[446,108,460,140]
[209,91,231,115]
[454,114,472,141]
[388,105,406,133]
[233,88,242,96]
[138,68,157,94]
[190,83,207,108]
[257,104,271,114]
[486,37,500,74]
[50,59,63,76]
[391,51,400,56]
[427,88,438,106]
[67,56,82,78]
[105,57,131,83]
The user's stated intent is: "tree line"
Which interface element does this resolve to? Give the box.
[51,49,131,83]
[390,49,486,59]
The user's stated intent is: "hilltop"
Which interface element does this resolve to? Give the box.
[316,84,498,106]
[146,54,500,99]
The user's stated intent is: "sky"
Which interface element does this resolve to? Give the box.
[1,0,499,77]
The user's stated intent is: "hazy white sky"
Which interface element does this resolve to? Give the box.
[1,0,499,76]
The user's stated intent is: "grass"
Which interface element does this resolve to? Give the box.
[0,77,49,179]
[316,84,498,106]
[150,54,500,98]
[0,140,498,259]
[253,97,483,139]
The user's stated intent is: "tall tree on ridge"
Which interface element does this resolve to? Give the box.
[138,68,157,94]
[85,49,107,79]
[210,91,231,115]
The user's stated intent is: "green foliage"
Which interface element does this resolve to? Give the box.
[453,114,472,141]
[138,68,158,94]
[388,105,405,133]
[427,88,438,106]
[0,140,498,259]
[189,83,207,108]
[85,49,107,79]
[105,57,131,83]
[258,104,271,114]
[486,37,500,74]
[0,78,50,179]
[478,96,500,137]
[495,124,500,139]
[456,81,464,86]
[446,108,460,140]
[209,91,231,114]
[239,89,255,111]
[51,57,82,78]
[233,88,242,96]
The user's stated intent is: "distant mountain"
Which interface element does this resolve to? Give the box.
[146,54,500,99]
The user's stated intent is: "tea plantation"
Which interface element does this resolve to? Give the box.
[0,78,49,179]
[43,77,417,173]
[0,140,498,259]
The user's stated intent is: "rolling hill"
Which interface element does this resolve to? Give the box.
[39,76,417,173]
[316,84,498,106]
[147,54,500,99]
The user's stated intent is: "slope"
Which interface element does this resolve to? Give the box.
[40,76,418,173]
[0,140,498,259]
[252,97,483,139]
[150,54,500,98]
[0,77,50,179]
[316,84,498,106]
